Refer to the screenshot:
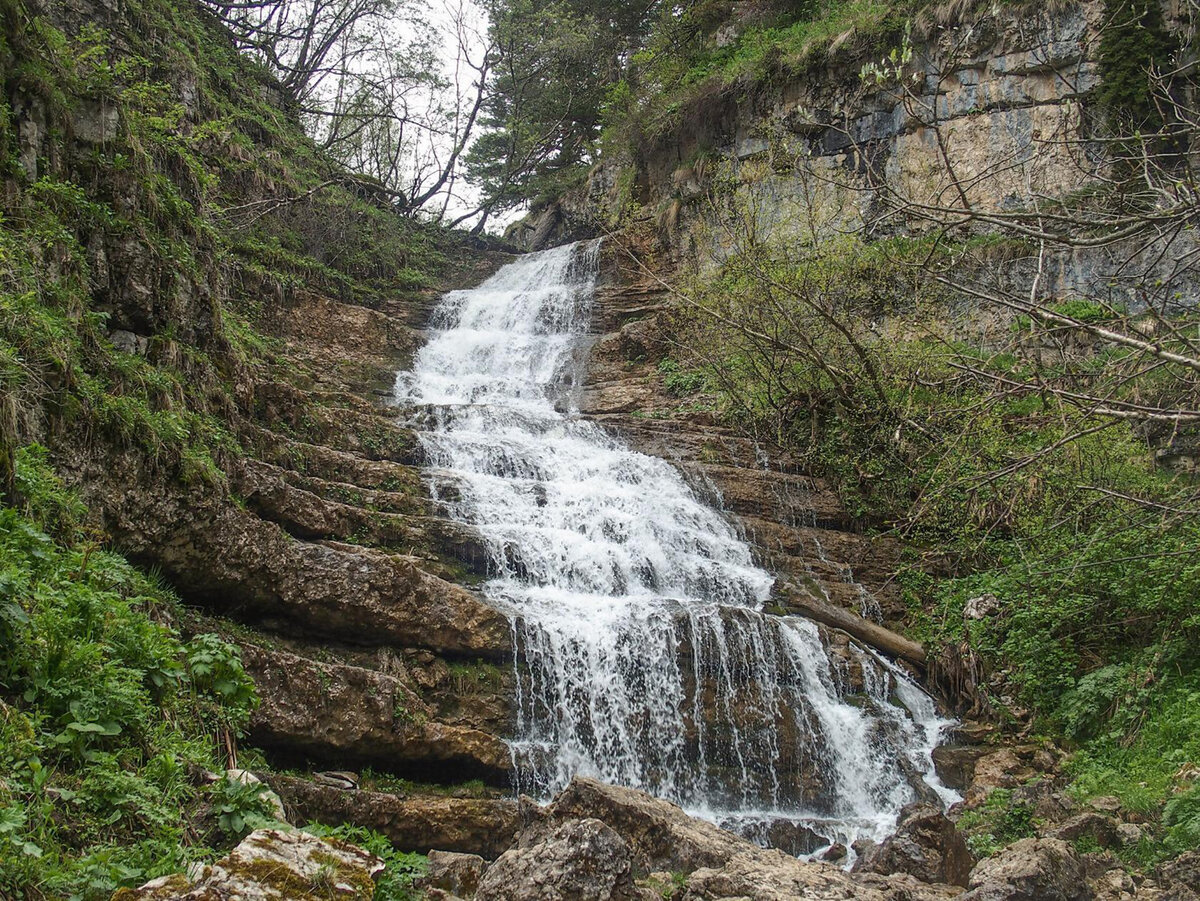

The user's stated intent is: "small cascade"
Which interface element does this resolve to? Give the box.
[394,241,956,856]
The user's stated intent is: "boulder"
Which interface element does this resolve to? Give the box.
[932,745,989,791]
[114,828,382,899]
[268,774,519,858]
[855,803,974,886]
[425,850,488,897]
[966,750,1041,802]
[509,779,962,901]
[961,838,1092,901]
[687,851,959,901]
[475,818,644,901]
[539,777,750,876]
[1156,851,1200,901]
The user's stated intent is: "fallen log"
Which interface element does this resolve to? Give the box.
[775,581,927,668]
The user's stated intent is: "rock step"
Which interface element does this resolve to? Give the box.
[240,643,513,784]
[238,457,430,517]
[234,459,490,576]
[74,452,508,660]
[267,775,520,859]
[243,425,425,491]
[253,384,421,463]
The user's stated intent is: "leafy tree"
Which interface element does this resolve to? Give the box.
[462,0,661,224]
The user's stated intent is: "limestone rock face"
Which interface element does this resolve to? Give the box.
[475,818,645,901]
[242,643,512,781]
[115,828,382,899]
[268,775,520,858]
[961,838,1092,901]
[73,450,511,659]
[856,803,975,887]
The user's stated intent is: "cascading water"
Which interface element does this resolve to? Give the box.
[394,241,957,856]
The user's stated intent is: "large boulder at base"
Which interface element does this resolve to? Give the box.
[538,777,749,875]
[855,803,975,886]
[961,838,1092,901]
[475,818,643,901]
[508,779,961,901]
[689,855,961,901]
[113,828,381,899]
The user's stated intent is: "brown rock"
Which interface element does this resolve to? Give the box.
[509,779,964,901]
[1156,851,1200,900]
[541,777,750,876]
[961,838,1092,901]
[475,818,644,901]
[687,851,961,901]
[856,803,975,886]
[967,750,1038,802]
[268,774,519,858]
[932,745,989,792]
[425,850,488,897]
[242,644,511,782]
[1049,813,1120,850]
[72,451,511,659]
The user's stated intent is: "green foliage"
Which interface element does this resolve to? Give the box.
[1096,0,1176,132]
[1067,675,1200,854]
[209,776,278,839]
[1164,784,1200,853]
[0,477,259,897]
[657,358,708,396]
[671,189,1200,860]
[302,823,427,901]
[957,788,1037,857]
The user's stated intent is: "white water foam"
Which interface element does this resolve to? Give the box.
[394,240,957,857]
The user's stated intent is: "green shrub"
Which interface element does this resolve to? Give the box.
[0,451,259,898]
[957,788,1037,857]
[302,823,427,901]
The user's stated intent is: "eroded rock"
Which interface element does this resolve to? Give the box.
[476,818,643,901]
[508,778,962,901]
[856,803,974,886]
[115,828,382,899]
[242,643,512,781]
[424,850,488,897]
[961,838,1092,901]
[538,777,750,875]
[268,774,519,858]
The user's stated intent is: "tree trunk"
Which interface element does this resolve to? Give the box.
[776,582,927,668]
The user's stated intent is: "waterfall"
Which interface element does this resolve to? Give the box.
[394,241,956,856]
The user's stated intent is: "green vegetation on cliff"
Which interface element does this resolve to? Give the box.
[1,448,261,897]
[1,0,476,893]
